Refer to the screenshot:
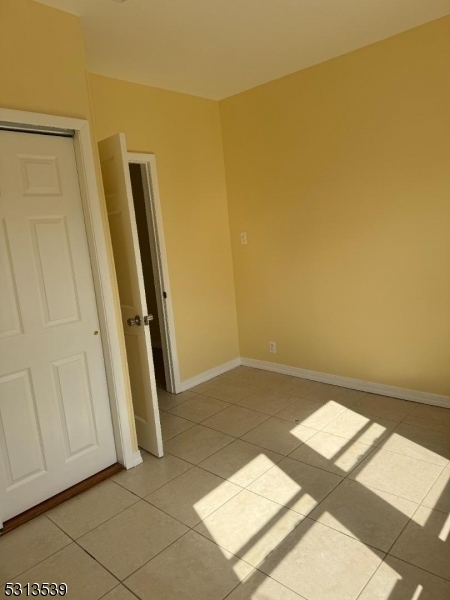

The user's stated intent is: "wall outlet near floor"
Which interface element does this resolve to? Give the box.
[240,232,247,244]
[269,341,276,353]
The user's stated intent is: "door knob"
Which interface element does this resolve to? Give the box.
[127,315,142,326]
[143,315,154,326]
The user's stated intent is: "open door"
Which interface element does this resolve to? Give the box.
[99,133,163,457]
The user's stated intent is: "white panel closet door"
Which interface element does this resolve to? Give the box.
[0,130,117,523]
[98,134,163,457]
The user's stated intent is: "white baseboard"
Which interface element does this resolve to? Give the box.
[122,448,143,470]
[241,357,450,409]
[132,450,143,468]
[180,354,450,409]
[181,358,241,392]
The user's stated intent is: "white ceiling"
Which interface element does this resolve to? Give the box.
[35,0,450,99]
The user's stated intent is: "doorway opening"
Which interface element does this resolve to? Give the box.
[127,155,180,396]
[129,163,165,389]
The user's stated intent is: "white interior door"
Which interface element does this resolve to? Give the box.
[99,134,163,457]
[0,130,117,524]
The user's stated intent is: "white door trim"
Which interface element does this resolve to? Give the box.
[128,152,181,394]
[0,108,137,472]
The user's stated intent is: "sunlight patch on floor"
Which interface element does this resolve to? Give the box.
[439,513,450,542]
[229,454,279,484]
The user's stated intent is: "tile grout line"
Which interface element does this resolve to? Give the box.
[4,371,448,596]
[137,452,356,598]
[154,390,293,577]
[163,391,312,466]
[294,475,412,553]
[45,465,248,595]
[236,449,418,557]
[67,477,224,589]
[397,461,448,522]
[45,515,126,589]
[38,479,198,590]
[250,513,387,596]
[110,529,193,588]
[140,465,245,530]
[380,420,450,466]
[187,457,393,586]
[111,469,207,529]
[119,524,257,597]
[2,483,142,586]
[421,499,450,515]
[190,523,263,571]
[6,513,140,598]
[183,375,450,449]
[163,430,237,466]
[165,397,235,425]
[176,433,314,552]
[384,501,425,559]
[240,394,407,470]
[342,450,443,504]
[379,554,450,588]
[89,383,450,594]
[164,409,445,507]
[220,574,256,600]
[352,556,386,600]
[314,409,449,465]
[98,583,141,600]
[61,485,147,538]
[1,531,75,588]
[285,425,449,468]
[177,385,449,559]
[143,480,242,530]
[64,378,445,552]
[158,390,200,412]
[160,419,196,443]
[189,370,447,431]
[221,565,302,600]
[234,388,314,416]
[201,407,272,439]
[186,401,271,435]
[188,384,332,438]
[356,539,450,600]
[7,496,441,600]
[250,375,446,433]
[163,376,358,466]
[350,444,449,471]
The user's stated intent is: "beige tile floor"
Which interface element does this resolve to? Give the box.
[1,366,450,600]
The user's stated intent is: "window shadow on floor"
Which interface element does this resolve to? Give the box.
[153,384,450,600]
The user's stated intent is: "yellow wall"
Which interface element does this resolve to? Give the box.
[88,74,239,380]
[0,0,89,118]
[220,17,450,396]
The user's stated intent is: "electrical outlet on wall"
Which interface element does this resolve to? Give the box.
[269,341,276,353]
[240,232,247,245]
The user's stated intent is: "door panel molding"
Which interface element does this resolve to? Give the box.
[0,218,23,340]
[30,216,81,327]
[0,368,46,488]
